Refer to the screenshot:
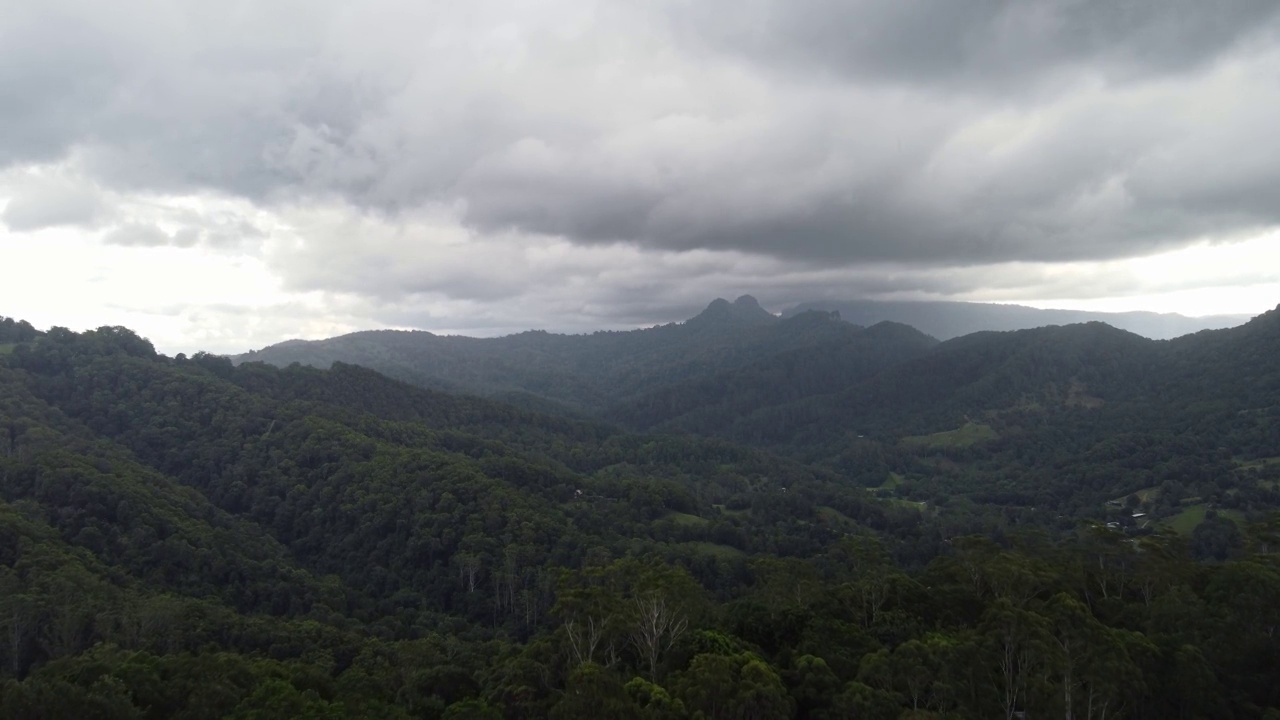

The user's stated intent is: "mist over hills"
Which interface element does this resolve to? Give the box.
[783,299,1249,341]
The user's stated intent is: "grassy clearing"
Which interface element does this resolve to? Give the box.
[1109,487,1160,505]
[0,343,15,355]
[681,541,744,560]
[884,498,928,512]
[713,504,749,517]
[817,506,855,525]
[880,473,903,490]
[901,422,998,449]
[1165,504,1245,535]
[1166,504,1208,534]
[1238,456,1280,470]
[662,511,710,527]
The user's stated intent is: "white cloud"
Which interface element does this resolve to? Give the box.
[0,167,108,231]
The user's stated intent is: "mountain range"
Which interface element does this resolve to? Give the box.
[232,295,1263,431]
[230,296,1280,494]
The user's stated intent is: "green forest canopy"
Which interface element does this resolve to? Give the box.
[1,315,1279,718]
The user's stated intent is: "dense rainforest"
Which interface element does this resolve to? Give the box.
[2,306,1280,718]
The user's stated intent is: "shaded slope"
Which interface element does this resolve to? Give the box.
[5,322,898,629]
[0,360,333,616]
[606,314,939,439]
[230,295,836,412]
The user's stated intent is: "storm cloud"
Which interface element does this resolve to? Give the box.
[671,1,1280,90]
[2,0,1279,351]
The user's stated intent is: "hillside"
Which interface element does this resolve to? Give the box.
[605,319,939,437]
[3,316,1280,716]
[231,299,1257,440]
[229,299,1280,506]
[234,298,1248,410]
[235,296,856,412]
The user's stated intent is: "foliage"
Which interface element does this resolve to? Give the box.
[2,311,1280,716]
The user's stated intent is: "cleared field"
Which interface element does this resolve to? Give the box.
[1109,487,1160,505]
[885,498,928,512]
[680,541,744,560]
[901,422,998,449]
[880,472,903,490]
[1238,456,1280,470]
[817,505,856,525]
[1166,505,1208,534]
[1165,504,1245,535]
[662,511,710,527]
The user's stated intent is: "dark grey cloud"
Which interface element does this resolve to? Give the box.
[0,1,367,200]
[669,0,1280,91]
[0,5,129,168]
[452,84,1280,265]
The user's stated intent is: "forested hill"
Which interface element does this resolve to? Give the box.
[232,295,926,413]
[230,300,1280,525]
[783,298,1249,341]
[231,298,1246,408]
[0,321,916,717]
[229,293,1279,474]
[230,298,1259,436]
[3,317,1280,717]
[657,309,1280,507]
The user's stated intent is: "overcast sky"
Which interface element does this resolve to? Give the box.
[3,0,1280,354]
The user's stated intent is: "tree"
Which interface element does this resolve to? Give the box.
[623,677,687,720]
[555,559,702,679]
[630,592,689,682]
[829,681,900,720]
[443,698,503,720]
[550,663,642,720]
[981,598,1052,720]
[0,585,39,678]
[784,654,839,720]
[228,678,344,720]
[831,536,900,628]
[675,652,792,720]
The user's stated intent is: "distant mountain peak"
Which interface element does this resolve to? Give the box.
[687,295,776,329]
[862,320,939,345]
